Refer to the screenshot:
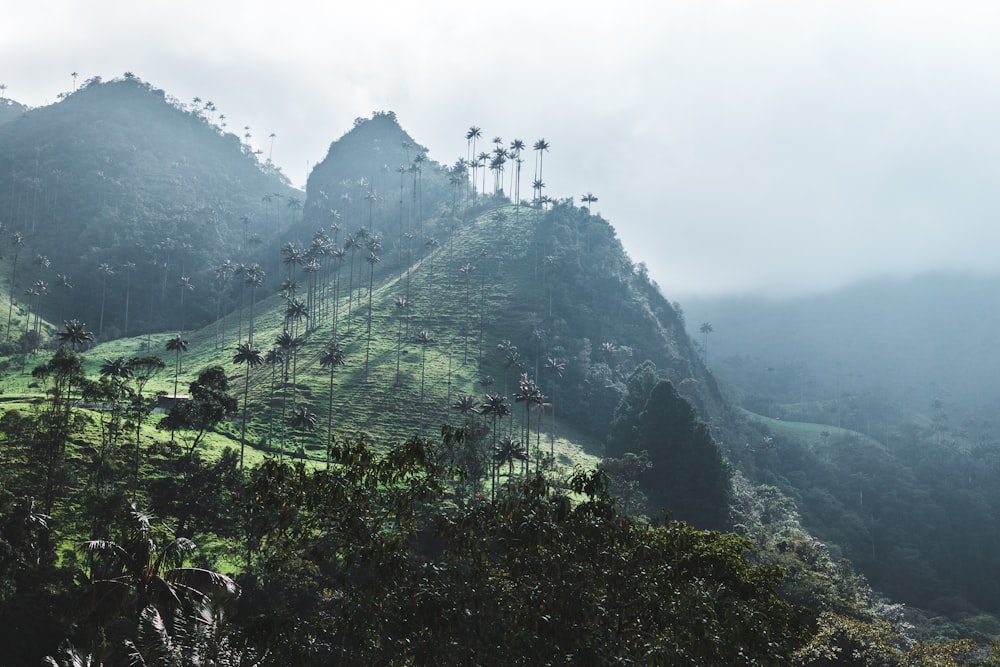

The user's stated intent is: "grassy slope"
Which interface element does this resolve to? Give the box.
[0,205,602,472]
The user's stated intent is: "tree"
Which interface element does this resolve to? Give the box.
[165,335,188,401]
[393,296,408,385]
[273,330,302,461]
[97,263,114,336]
[56,319,93,351]
[159,366,238,457]
[414,330,434,402]
[607,378,731,529]
[364,245,381,382]
[126,355,166,495]
[319,341,346,467]
[120,261,136,338]
[480,392,512,500]
[533,138,550,201]
[287,405,318,458]
[243,264,265,346]
[582,192,598,214]
[5,232,23,341]
[514,373,545,473]
[493,435,528,479]
[80,506,237,636]
[177,276,194,334]
[700,321,714,363]
[233,342,263,470]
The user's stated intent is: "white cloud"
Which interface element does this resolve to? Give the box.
[6,0,1000,297]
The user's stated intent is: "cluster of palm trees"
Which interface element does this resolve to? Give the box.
[462,127,551,208]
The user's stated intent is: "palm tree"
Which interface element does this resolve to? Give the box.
[459,263,475,362]
[544,357,566,460]
[393,296,408,385]
[264,347,283,449]
[582,192,598,214]
[480,392,511,501]
[287,405,317,458]
[97,262,114,335]
[212,260,235,349]
[165,335,188,400]
[514,373,545,472]
[319,341,346,467]
[233,341,263,470]
[494,435,528,479]
[274,330,301,461]
[532,178,545,206]
[177,276,194,334]
[243,264,265,346]
[80,506,237,625]
[57,319,93,351]
[414,330,433,401]
[533,138,550,192]
[6,231,23,340]
[465,126,482,196]
[125,356,166,495]
[121,261,136,337]
[699,322,714,363]
[510,138,526,210]
[364,248,381,381]
[343,236,359,332]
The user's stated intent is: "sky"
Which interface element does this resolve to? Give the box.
[5,0,1000,298]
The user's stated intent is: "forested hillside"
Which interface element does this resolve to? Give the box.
[687,275,1000,623]
[0,75,298,339]
[0,77,995,665]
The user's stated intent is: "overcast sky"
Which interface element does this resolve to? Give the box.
[5,1,1000,298]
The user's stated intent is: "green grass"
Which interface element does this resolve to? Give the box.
[0,206,602,474]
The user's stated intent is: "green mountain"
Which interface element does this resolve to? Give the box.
[0,74,298,340]
[686,275,1000,617]
[2,80,988,662]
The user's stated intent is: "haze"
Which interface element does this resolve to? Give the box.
[6,0,1000,298]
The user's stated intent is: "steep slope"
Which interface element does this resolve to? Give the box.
[0,74,298,341]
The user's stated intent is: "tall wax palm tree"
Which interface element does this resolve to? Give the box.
[414,330,433,401]
[264,347,283,448]
[6,231,23,340]
[480,392,511,501]
[477,151,490,196]
[582,192,598,214]
[364,249,381,382]
[465,125,482,196]
[125,355,165,495]
[460,263,475,362]
[330,246,345,336]
[544,357,566,460]
[243,264,265,345]
[343,235,359,332]
[533,138,550,191]
[393,296,408,384]
[165,335,188,400]
[303,257,320,331]
[233,341,263,470]
[177,276,194,334]
[121,261,136,337]
[274,330,301,460]
[700,322,714,362]
[319,341,346,467]
[510,139,526,210]
[532,178,546,206]
[97,262,114,335]
[514,373,544,472]
[213,260,235,349]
